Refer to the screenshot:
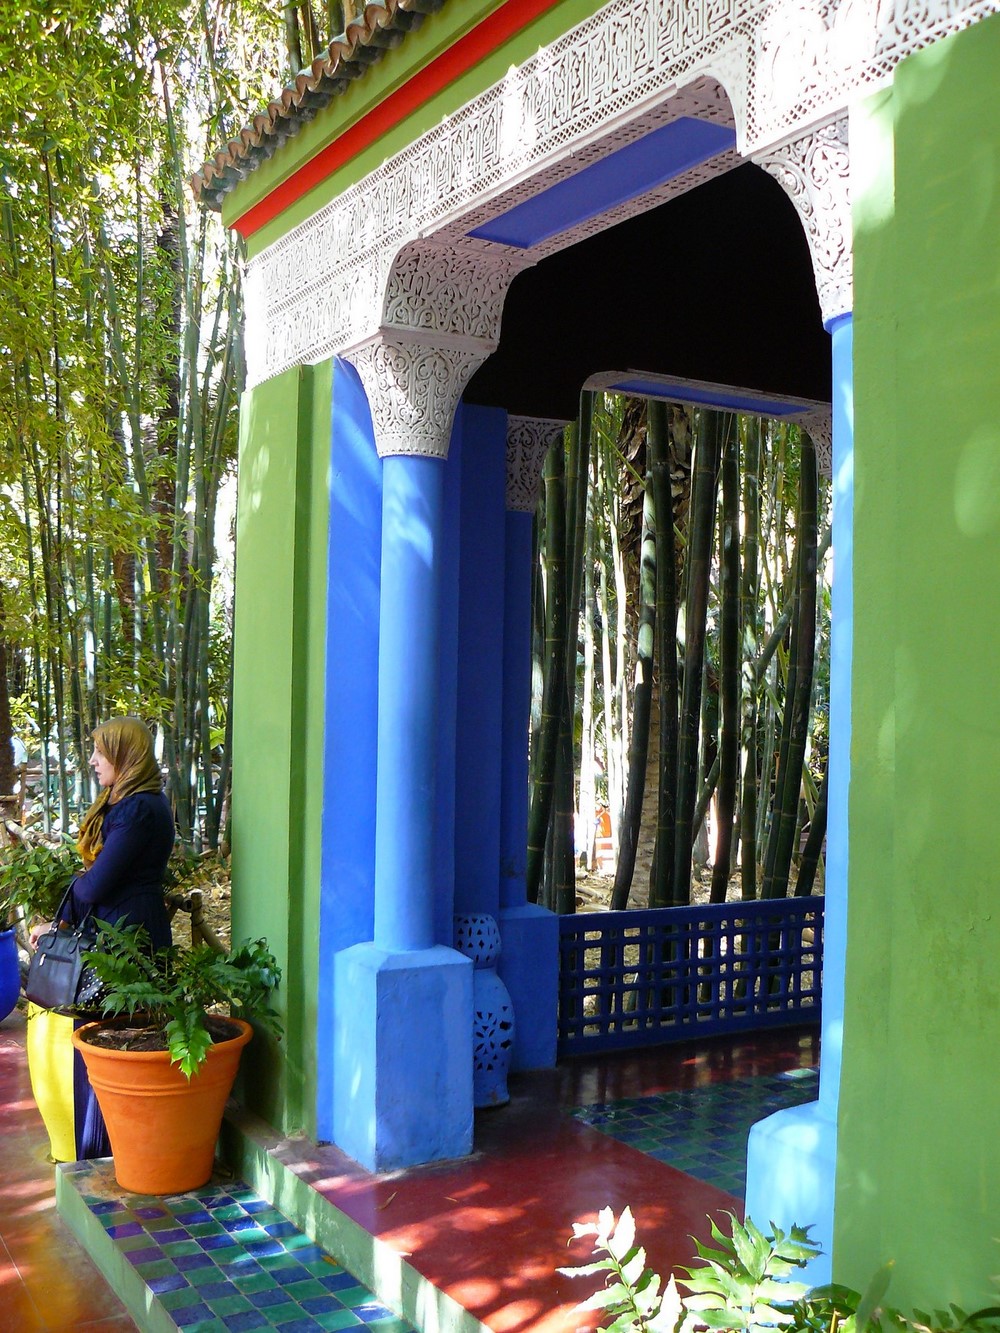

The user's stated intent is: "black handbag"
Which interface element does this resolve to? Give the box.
[24,886,107,1016]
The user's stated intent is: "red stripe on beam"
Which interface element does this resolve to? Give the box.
[234,0,563,238]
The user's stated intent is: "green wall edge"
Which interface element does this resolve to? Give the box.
[837,11,1000,1308]
[231,360,332,1139]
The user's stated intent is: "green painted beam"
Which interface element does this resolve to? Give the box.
[229,0,608,256]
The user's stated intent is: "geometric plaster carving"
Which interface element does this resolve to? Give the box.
[345,332,491,459]
[245,0,1000,398]
[755,118,852,326]
[343,240,525,458]
[800,409,834,481]
[506,417,569,513]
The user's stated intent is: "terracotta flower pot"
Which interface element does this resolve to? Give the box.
[71,1018,252,1194]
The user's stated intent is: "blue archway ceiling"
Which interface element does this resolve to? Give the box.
[464,163,831,421]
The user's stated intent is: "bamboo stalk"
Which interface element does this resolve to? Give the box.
[611,474,656,911]
[673,411,721,901]
[711,415,740,902]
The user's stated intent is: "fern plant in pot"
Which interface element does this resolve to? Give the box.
[71,921,281,1195]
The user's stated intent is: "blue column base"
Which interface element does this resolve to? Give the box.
[332,943,474,1171]
[744,1099,836,1287]
[497,904,559,1071]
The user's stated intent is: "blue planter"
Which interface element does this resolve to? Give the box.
[0,927,20,1022]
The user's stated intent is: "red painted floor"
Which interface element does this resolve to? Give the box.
[0,1009,137,1330]
[0,1003,817,1332]
[260,1028,820,1333]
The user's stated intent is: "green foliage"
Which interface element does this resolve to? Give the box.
[0,839,81,926]
[84,920,282,1079]
[561,1209,1000,1333]
[0,0,287,843]
[559,1206,684,1333]
[676,1213,818,1331]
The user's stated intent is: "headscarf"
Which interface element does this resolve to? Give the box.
[77,718,163,868]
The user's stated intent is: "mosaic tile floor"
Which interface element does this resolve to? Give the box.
[60,1159,414,1333]
[571,1065,820,1197]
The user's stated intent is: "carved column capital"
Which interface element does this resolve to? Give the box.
[800,408,833,481]
[506,416,568,512]
[754,117,852,327]
[345,331,492,460]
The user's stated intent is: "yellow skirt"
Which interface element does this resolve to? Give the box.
[25,1003,76,1162]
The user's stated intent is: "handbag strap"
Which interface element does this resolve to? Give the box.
[54,881,93,930]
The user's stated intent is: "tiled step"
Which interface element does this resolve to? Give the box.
[56,1159,414,1333]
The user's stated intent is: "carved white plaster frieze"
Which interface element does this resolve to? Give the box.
[381,241,529,344]
[800,408,834,480]
[244,0,1000,394]
[345,333,492,459]
[506,417,569,513]
[754,118,852,326]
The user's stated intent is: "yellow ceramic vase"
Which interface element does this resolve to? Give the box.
[26,1003,76,1162]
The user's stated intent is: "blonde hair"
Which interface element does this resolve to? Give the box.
[77,718,163,867]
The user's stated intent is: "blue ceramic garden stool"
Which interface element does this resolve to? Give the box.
[453,913,514,1108]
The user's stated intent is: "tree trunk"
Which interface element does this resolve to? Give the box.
[711,415,740,902]
[611,477,656,910]
[647,400,679,908]
[673,411,721,901]
[762,432,818,898]
[795,760,828,896]
[526,437,567,904]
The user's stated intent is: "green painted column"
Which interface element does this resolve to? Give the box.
[836,14,1000,1307]
[230,362,331,1139]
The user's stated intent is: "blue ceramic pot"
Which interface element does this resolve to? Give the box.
[0,927,20,1022]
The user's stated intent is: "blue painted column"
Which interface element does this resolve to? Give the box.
[332,337,474,1172]
[496,417,564,1071]
[744,314,853,1280]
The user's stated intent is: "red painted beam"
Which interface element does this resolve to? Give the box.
[235,0,564,238]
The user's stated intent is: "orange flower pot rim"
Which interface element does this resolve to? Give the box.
[72,1016,252,1065]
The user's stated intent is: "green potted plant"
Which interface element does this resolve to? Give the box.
[71,921,281,1194]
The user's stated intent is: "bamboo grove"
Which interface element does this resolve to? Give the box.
[528,394,831,911]
[0,2,303,843]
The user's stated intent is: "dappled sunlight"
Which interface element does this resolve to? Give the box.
[953,424,1000,538]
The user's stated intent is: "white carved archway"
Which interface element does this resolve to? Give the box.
[245,0,997,423]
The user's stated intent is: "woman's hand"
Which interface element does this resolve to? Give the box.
[29,921,53,949]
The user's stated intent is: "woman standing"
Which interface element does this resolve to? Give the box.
[28,717,175,1159]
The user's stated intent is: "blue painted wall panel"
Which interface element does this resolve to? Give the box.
[317,357,382,1140]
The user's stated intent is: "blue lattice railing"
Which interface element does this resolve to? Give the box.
[557,896,823,1056]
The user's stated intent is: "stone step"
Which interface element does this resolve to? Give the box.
[56,1159,414,1333]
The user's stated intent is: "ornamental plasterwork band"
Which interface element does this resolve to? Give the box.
[245,0,999,390]
[345,333,493,459]
[506,418,570,513]
[754,119,852,325]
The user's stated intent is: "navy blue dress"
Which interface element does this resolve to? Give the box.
[62,791,175,949]
[62,789,175,1158]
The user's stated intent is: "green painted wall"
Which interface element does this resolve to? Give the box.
[231,361,332,1138]
[228,0,608,255]
[837,14,1000,1307]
